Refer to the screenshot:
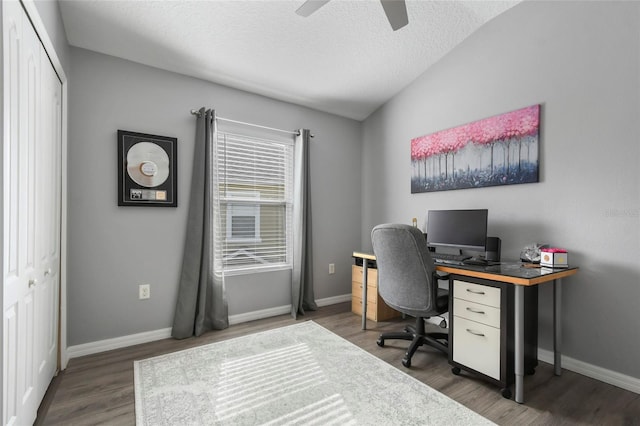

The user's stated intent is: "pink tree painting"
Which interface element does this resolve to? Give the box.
[411,105,540,193]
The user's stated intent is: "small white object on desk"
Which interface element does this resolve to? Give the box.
[540,248,568,268]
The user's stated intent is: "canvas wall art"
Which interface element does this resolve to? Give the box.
[411,104,540,193]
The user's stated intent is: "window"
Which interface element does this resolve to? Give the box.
[226,192,261,243]
[216,131,293,274]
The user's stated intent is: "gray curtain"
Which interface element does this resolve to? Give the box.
[291,129,317,318]
[172,108,228,339]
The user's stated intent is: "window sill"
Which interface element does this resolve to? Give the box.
[223,264,292,277]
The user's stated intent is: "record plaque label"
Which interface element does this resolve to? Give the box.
[118,130,177,207]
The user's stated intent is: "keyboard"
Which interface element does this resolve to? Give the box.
[463,257,489,266]
[432,253,471,265]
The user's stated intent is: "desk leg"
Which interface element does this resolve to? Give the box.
[554,278,562,376]
[362,261,368,330]
[515,285,525,404]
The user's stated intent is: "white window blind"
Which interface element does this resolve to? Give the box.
[216,131,294,274]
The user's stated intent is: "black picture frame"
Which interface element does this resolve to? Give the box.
[117,130,177,207]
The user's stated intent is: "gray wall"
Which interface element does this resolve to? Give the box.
[33,0,71,72]
[67,48,361,345]
[361,1,640,379]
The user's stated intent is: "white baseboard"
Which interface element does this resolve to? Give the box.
[66,327,172,359]
[65,301,640,396]
[227,294,351,325]
[538,349,640,395]
[228,304,292,325]
[66,294,352,360]
[315,293,351,306]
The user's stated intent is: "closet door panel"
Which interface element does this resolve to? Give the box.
[3,1,60,424]
[3,5,23,424]
[34,53,62,402]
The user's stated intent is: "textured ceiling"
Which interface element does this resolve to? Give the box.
[59,0,520,121]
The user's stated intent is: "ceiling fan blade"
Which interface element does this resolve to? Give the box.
[380,0,408,31]
[296,0,332,17]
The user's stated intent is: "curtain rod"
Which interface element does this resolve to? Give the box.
[190,109,313,138]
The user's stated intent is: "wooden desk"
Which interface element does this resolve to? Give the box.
[351,251,578,404]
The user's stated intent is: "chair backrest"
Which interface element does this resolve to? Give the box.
[371,224,438,316]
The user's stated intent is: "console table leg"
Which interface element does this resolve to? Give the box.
[362,261,368,330]
[554,278,562,376]
[515,285,525,403]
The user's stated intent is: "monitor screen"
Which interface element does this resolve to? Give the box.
[426,209,488,251]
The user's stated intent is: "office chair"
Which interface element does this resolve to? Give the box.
[371,223,449,368]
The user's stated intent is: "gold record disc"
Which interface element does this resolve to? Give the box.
[126,142,170,188]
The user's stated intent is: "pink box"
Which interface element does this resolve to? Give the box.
[540,248,568,268]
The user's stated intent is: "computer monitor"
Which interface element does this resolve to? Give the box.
[426,209,488,252]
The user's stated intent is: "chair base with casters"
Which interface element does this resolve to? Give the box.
[376,315,449,368]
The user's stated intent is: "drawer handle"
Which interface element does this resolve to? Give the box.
[466,288,485,295]
[466,307,485,315]
[466,328,485,337]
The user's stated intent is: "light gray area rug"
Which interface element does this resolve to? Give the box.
[134,321,494,425]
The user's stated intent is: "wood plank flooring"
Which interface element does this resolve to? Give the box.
[36,302,640,425]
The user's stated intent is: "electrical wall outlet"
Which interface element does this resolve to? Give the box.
[139,284,150,300]
[329,263,335,274]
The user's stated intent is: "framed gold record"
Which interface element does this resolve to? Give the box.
[118,130,177,206]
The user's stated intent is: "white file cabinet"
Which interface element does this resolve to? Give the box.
[449,277,538,399]
[452,280,502,380]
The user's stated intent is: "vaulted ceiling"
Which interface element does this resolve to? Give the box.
[59,0,520,121]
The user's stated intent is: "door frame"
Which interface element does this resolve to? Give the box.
[2,0,69,373]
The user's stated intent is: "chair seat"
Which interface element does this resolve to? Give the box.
[392,288,448,319]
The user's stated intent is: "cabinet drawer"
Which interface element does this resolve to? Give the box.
[453,280,500,308]
[453,316,501,380]
[352,296,377,320]
[352,280,377,304]
[453,299,501,328]
[352,265,378,286]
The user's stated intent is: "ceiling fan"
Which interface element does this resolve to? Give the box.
[296,0,409,31]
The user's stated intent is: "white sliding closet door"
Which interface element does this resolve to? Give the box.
[34,22,62,408]
[3,1,62,425]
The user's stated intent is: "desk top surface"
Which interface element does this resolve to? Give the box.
[353,251,578,286]
[436,262,578,286]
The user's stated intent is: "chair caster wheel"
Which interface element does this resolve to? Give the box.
[451,367,461,375]
[402,357,411,368]
[526,368,536,375]
[376,338,384,347]
[501,388,512,399]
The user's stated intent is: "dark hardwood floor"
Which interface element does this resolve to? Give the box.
[36,302,640,425]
